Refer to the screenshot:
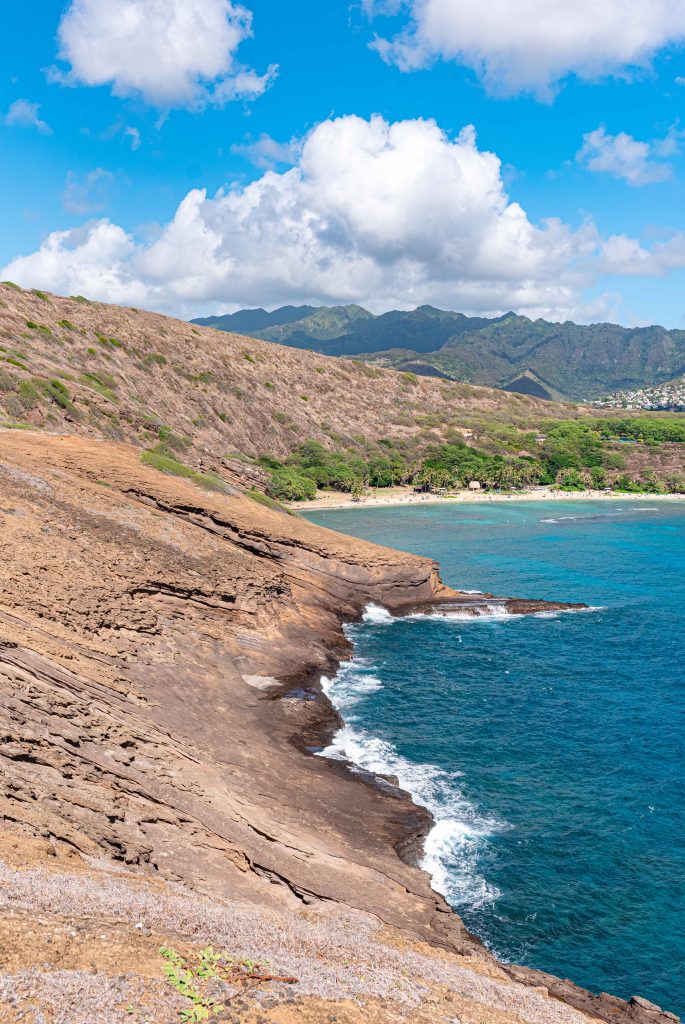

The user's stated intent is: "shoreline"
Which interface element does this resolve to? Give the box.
[292,485,685,512]
[1,431,678,1024]
[308,597,679,1024]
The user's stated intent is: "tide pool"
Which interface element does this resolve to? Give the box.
[305,501,685,1016]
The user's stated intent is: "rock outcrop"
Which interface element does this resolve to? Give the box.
[0,430,677,1024]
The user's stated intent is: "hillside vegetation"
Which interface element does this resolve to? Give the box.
[195,303,685,401]
[2,283,685,499]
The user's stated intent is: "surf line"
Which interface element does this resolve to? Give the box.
[317,603,506,913]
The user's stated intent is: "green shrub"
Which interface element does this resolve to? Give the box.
[158,425,190,452]
[71,294,91,304]
[31,289,50,301]
[243,352,255,363]
[603,450,627,471]
[1,281,22,291]
[0,418,34,430]
[141,448,228,492]
[58,319,77,331]
[42,379,76,414]
[247,488,293,514]
[79,373,118,402]
[268,466,317,501]
[17,380,41,410]
[142,352,167,367]
[96,333,124,349]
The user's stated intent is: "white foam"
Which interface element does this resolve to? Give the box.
[541,507,658,524]
[405,603,518,623]
[362,603,394,624]
[319,655,505,912]
[321,658,383,714]
[398,603,604,625]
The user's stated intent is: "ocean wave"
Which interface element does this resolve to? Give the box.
[361,602,604,626]
[362,603,395,625]
[541,507,659,524]
[320,657,383,713]
[319,656,505,912]
[322,597,604,911]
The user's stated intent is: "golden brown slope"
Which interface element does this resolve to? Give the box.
[0,284,577,479]
[0,429,677,1024]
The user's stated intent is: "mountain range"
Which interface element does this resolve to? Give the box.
[192,304,685,401]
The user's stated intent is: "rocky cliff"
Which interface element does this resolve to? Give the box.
[0,429,677,1024]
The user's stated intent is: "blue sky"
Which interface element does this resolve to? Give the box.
[3,0,685,326]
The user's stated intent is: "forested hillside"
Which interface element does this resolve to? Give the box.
[194,304,685,401]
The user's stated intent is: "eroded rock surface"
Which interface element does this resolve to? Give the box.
[0,431,677,1024]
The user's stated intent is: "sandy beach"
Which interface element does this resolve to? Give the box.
[293,485,685,512]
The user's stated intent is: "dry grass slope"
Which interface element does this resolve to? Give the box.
[0,284,580,487]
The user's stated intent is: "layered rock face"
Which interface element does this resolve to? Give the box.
[0,431,677,1024]
[0,431,469,944]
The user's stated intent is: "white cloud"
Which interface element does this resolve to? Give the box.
[577,125,682,185]
[231,133,299,169]
[4,99,52,135]
[2,220,148,307]
[123,126,141,151]
[366,0,685,99]
[2,114,680,323]
[601,233,685,276]
[52,0,276,108]
[63,168,115,215]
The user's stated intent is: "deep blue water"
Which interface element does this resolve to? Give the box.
[305,501,685,1016]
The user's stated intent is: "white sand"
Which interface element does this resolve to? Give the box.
[292,485,685,512]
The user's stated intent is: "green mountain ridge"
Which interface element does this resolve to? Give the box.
[192,304,685,400]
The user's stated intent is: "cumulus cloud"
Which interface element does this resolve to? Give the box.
[2,114,679,322]
[366,0,685,99]
[577,125,682,185]
[4,99,52,134]
[52,0,277,108]
[601,233,685,276]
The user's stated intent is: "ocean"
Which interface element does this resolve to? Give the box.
[304,501,685,1016]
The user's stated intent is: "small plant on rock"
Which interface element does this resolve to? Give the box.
[159,945,297,1023]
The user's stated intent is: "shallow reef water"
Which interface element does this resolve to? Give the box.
[306,501,685,1017]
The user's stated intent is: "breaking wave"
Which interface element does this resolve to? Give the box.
[364,601,604,626]
[319,629,506,913]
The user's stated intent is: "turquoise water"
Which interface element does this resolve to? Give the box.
[305,502,685,1016]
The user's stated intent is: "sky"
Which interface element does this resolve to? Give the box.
[2,0,685,326]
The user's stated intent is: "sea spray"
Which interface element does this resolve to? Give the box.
[320,600,603,909]
[319,609,506,914]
